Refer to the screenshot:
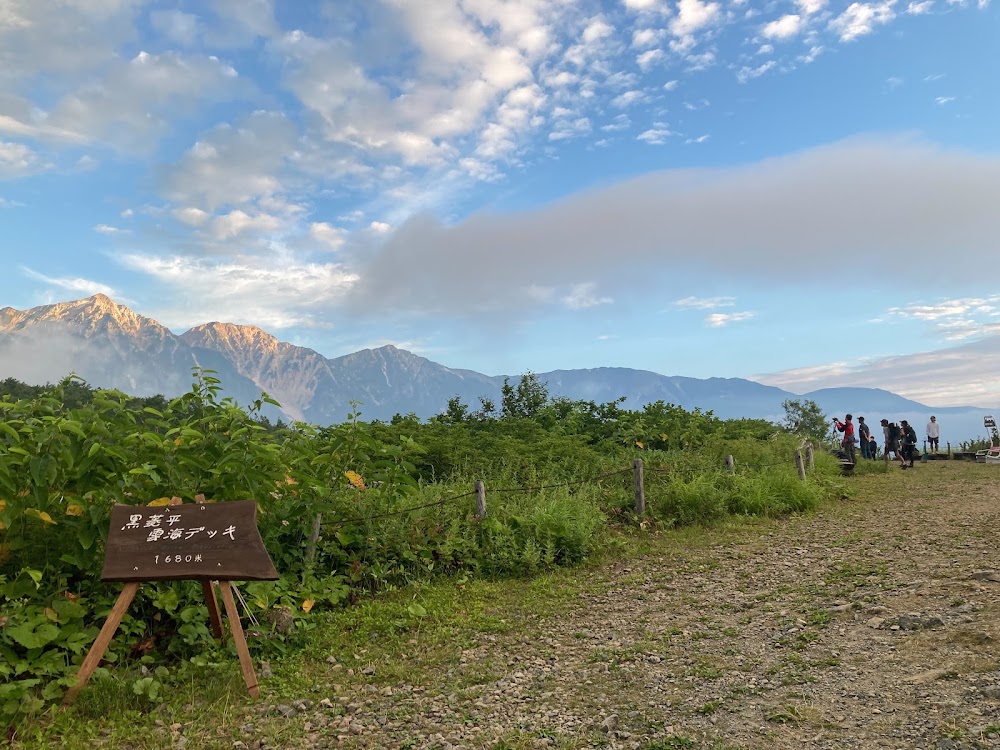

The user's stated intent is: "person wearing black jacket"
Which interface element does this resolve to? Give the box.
[900,420,918,468]
[858,416,872,459]
[881,419,906,468]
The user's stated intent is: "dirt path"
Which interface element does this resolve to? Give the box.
[285,462,1000,750]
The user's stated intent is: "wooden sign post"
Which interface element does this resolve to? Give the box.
[64,498,278,704]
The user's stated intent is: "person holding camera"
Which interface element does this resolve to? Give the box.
[833,414,856,465]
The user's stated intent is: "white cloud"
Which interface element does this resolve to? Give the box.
[602,114,632,131]
[623,0,665,10]
[670,0,722,36]
[796,0,828,13]
[663,80,680,90]
[21,268,118,298]
[118,252,359,330]
[637,126,676,144]
[737,60,776,83]
[163,111,297,210]
[829,1,897,42]
[705,311,754,327]
[149,9,202,46]
[310,222,346,250]
[674,296,735,309]
[800,45,824,63]
[936,96,956,105]
[272,1,554,175]
[632,28,664,48]
[369,221,392,233]
[173,207,211,227]
[93,224,127,235]
[0,141,51,178]
[906,0,934,11]
[756,335,1000,408]
[562,282,614,309]
[637,48,666,70]
[761,14,804,39]
[888,297,1000,324]
[685,134,710,144]
[612,90,647,108]
[21,51,247,151]
[549,117,592,141]
[208,209,283,240]
[582,18,614,44]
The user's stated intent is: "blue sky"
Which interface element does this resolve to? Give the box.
[2,0,999,407]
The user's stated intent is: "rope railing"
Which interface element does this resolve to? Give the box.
[339,488,478,524]
[489,467,633,494]
[328,448,816,526]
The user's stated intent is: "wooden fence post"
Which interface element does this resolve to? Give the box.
[305,513,321,564]
[725,455,735,475]
[633,459,645,516]
[475,480,487,520]
[806,445,814,472]
[795,450,806,481]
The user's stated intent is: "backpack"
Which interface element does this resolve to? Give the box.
[887,423,900,442]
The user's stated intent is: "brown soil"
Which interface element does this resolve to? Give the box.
[331,462,1000,750]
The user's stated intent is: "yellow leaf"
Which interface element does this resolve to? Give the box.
[285,475,298,485]
[0,499,5,512]
[66,504,84,516]
[25,509,56,525]
[174,437,182,446]
[635,441,645,449]
[345,470,366,490]
[302,599,315,613]
[148,497,173,507]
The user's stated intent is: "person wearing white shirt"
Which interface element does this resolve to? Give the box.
[926,416,940,453]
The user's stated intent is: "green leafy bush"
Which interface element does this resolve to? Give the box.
[0,373,845,732]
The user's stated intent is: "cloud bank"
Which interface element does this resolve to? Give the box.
[345,137,1000,317]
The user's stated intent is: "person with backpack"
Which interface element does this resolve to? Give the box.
[833,414,857,465]
[857,416,872,459]
[900,420,918,468]
[880,419,906,468]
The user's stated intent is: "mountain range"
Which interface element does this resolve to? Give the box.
[0,295,995,443]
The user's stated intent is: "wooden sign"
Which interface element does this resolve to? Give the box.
[66,498,277,705]
[101,501,278,582]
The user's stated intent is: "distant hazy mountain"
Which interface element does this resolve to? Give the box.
[1,295,995,442]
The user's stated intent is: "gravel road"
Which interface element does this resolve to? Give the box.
[256,462,1000,750]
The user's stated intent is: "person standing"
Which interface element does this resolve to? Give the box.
[926,415,940,453]
[834,414,857,465]
[857,416,872,459]
[901,420,918,468]
[881,419,906,468]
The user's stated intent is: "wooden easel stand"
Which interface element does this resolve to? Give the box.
[63,579,259,705]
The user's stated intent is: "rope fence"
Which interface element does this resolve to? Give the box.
[326,447,822,529]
